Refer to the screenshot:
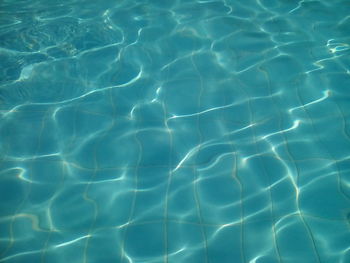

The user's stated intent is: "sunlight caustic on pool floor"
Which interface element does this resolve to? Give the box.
[0,0,350,262]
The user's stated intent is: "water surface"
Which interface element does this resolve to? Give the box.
[0,0,350,262]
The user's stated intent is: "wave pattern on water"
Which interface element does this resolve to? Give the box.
[0,0,350,262]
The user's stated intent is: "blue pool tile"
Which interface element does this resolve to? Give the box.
[0,0,349,262]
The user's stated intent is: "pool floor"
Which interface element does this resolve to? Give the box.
[0,0,350,262]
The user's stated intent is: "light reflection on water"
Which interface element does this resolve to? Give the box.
[1,0,350,262]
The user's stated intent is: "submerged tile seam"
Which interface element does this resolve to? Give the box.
[0,110,51,258]
[40,160,68,263]
[191,52,210,263]
[233,69,282,262]
[118,93,143,263]
[162,64,172,263]
[82,89,118,263]
[225,89,245,263]
[259,66,321,263]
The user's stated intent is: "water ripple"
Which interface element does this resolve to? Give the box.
[1,0,350,262]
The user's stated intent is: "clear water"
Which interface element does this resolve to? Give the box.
[0,0,350,262]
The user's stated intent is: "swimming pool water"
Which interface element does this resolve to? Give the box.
[0,0,350,262]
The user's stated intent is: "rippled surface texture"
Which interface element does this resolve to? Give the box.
[1,0,350,262]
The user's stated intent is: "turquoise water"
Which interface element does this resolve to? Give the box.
[1,0,350,262]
